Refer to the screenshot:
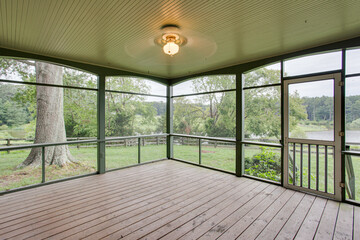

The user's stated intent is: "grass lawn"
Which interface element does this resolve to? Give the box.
[297,122,329,132]
[174,144,236,172]
[0,144,166,191]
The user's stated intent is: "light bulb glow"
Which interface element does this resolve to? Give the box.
[163,42,179,56]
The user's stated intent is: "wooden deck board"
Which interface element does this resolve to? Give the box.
[255,191,305,240]
[354,206,360,240]
[334,203,354,240]
[46,170,236,239]
[272,193,315,240]
[237,189,295,240]
[136,179,255,240]
[0,160,357,240]
[215,186,285,240]
[294,197,327,239]
[5,167,224,239]
[0,167,199,238]
[0,166,191,224]
[314,200,340,240]
[156,182,265,239]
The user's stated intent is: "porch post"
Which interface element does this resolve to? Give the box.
[236,73,244,177]
[97,74,106,173]
[280,61,285,186]
[341,49,346,201]
[166,85,173,159]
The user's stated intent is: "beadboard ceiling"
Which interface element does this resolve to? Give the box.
[1,0,360,79]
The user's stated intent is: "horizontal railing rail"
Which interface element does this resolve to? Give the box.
[170,133,235,143]
[105,89,166,98]
[171,134,283,148]
[242,140,282,148]
[105,134,168,142]
[287,138,334,146]
[0,78,98,91]
[0,134,168,152]
[172,88,236,98]
[343,150,360,156]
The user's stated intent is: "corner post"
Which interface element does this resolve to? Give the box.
[236,73,244,177]
[97,75,106,174]
[280,60,285,186]
[166,85,173,159]
[341,49,346,201]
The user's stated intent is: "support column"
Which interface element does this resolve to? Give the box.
[341,49,346,201]
[166,85,173,159]
[97,75,106,173]
[236,73,244,177]
[280,61,285,186]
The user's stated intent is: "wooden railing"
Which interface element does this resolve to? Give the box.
[288,142,335,194]
[0,136,166,153]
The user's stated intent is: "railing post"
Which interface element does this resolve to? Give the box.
[41,146,45,183]
[138,138,141,164]
[97,75,106,174]
[6,139,10,154]
[77,137,80,149]
[199,139,202,165]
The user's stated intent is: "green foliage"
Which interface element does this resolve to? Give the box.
[303,96,334,122]
[243,67,280,87]
[346,96,360,123]
[107,108,135,136]
[244,68,282,139]
[245,147,281,182]
[0,84,32,127]
[348,118,360,130]
[173,97,205,135]
[0,130,12,138]
[105,77,165,137]
[24,121,36,139]
[290,128,307,138]
[244,68,307,140]
[174,75,236,137]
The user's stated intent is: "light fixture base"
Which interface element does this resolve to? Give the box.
[155,24,187,56]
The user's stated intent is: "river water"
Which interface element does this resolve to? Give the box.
[305,130,360,143]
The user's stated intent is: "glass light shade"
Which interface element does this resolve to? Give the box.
[163,42,179,56]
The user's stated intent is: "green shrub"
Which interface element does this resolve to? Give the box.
[245,147,281,182]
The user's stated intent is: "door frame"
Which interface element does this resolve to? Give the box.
[283,72,342,200]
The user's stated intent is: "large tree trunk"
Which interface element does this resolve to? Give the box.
[19,62,75,167]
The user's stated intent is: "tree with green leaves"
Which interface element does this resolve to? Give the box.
[173,75,236,137]
[105,77,161,136]
[173,97,205,135]
[244,68,307,140]
[0,58,81,167]
[0,84,30,127]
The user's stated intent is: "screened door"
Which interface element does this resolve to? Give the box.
[283,73,342,200]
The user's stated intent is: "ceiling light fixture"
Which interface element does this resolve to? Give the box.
[156,24,186,57]
[162,33,180,56]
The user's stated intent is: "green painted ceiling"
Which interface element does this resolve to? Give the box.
[1,0,360,78]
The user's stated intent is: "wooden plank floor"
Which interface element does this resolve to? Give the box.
[0,160,358,240]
